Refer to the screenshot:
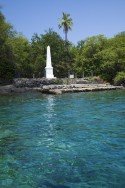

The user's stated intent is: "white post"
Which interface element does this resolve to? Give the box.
[45,46,54,79]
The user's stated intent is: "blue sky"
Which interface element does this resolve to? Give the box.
[0,0,125,44]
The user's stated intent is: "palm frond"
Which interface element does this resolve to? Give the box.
[58,12,73,41]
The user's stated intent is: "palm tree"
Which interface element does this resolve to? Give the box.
[58,12,73,42]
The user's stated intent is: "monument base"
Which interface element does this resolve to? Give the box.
[45,67,54,79]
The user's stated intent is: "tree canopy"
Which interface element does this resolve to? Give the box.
[0,11,15,82]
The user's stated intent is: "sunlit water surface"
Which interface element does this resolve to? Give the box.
[0,90,125,188]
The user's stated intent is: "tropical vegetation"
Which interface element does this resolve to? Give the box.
[58,12,73,42]
[0,10,125,85]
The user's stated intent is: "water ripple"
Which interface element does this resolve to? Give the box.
[0,90,125,187]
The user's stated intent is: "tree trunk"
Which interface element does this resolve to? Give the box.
[65,31,68,41]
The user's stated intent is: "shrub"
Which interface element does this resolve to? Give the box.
[114,72,125,86]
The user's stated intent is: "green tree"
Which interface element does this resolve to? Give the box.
[58,13,73,75]
[74,35,107,77]
[114,71,125,86]
[0,11,15,82]
[8,34,31,77]
[29,33,45,77]
[58,12,73,42]
[100,33,125,82]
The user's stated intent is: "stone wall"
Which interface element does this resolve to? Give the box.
[13,77,105,88]
[13,78,61,88]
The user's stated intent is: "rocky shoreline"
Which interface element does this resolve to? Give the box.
[38,84,124,94]
[0,78,124,95]
[0,83,124,95]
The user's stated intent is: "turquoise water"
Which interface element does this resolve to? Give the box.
[0,90,125,188]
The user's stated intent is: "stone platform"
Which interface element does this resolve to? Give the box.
[34,84,124,94]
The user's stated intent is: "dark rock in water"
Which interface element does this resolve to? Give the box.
[40,181,70,188]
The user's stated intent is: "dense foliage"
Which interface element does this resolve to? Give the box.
[114,71,125,86]
[0,12,15,82]
[0,10,125,84]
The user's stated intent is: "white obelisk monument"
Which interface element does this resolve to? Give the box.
[45,46,54,79]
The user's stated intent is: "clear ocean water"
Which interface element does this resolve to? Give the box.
[0,90,125,188]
